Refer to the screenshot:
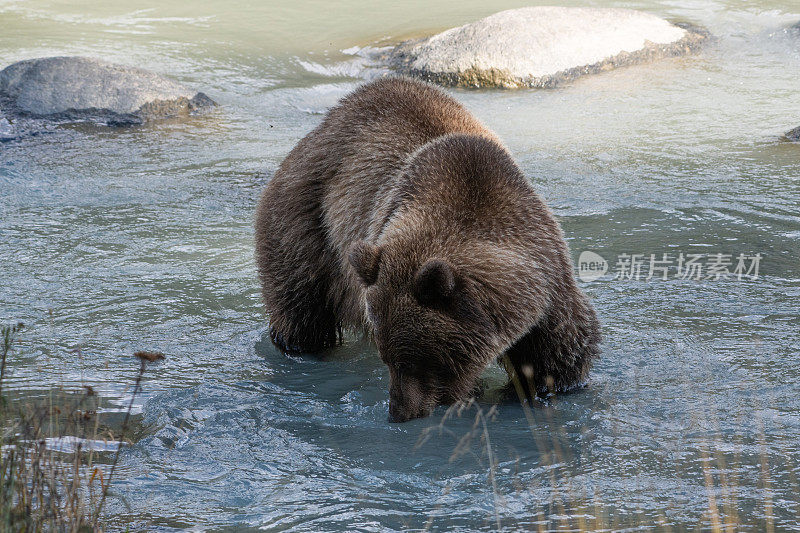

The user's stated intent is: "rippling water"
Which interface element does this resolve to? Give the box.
[1,0,799,530]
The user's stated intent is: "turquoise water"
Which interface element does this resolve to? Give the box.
[1,0,800,530]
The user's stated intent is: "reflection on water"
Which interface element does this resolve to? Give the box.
[1,0,799,530]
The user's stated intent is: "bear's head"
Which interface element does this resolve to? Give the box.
[348,238,511,422]
[345,134,554,422]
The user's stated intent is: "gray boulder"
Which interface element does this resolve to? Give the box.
[786,126,800,141]
[389,7,709,88]
[0,56,215,124]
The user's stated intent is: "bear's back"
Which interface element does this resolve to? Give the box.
[318,78,496,254]
[326,77,492,143]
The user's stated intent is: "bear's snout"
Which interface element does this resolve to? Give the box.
[388,403,416,423]
[387,371,435,423]
[388,400,431,423]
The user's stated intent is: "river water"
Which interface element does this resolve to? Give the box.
[1,0,799,530]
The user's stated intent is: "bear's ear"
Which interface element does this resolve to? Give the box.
[348,241,382,286]
[413,259,455,306]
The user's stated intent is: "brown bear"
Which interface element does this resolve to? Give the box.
[255,77,600,422]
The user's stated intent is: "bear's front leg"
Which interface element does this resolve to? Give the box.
[502,297,600,400]
[262,257,341,354]
[268,307,339,354]
[255,176,342,355]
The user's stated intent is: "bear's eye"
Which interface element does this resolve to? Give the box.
[395,360,416,374]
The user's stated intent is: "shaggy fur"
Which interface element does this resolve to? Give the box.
[255,77,600,422]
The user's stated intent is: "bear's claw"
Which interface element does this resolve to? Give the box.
[269,327,304,354]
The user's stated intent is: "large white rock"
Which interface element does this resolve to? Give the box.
[389,7,708,88]
[0,56,215,124]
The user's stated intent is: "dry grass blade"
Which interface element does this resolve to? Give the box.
[1,325,154,531]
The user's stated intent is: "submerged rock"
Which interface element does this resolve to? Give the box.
[389,7,709,88]
[0,115,12,141]
[0,56,215,124]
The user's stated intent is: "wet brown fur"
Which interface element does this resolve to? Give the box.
[255,77,600,422]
